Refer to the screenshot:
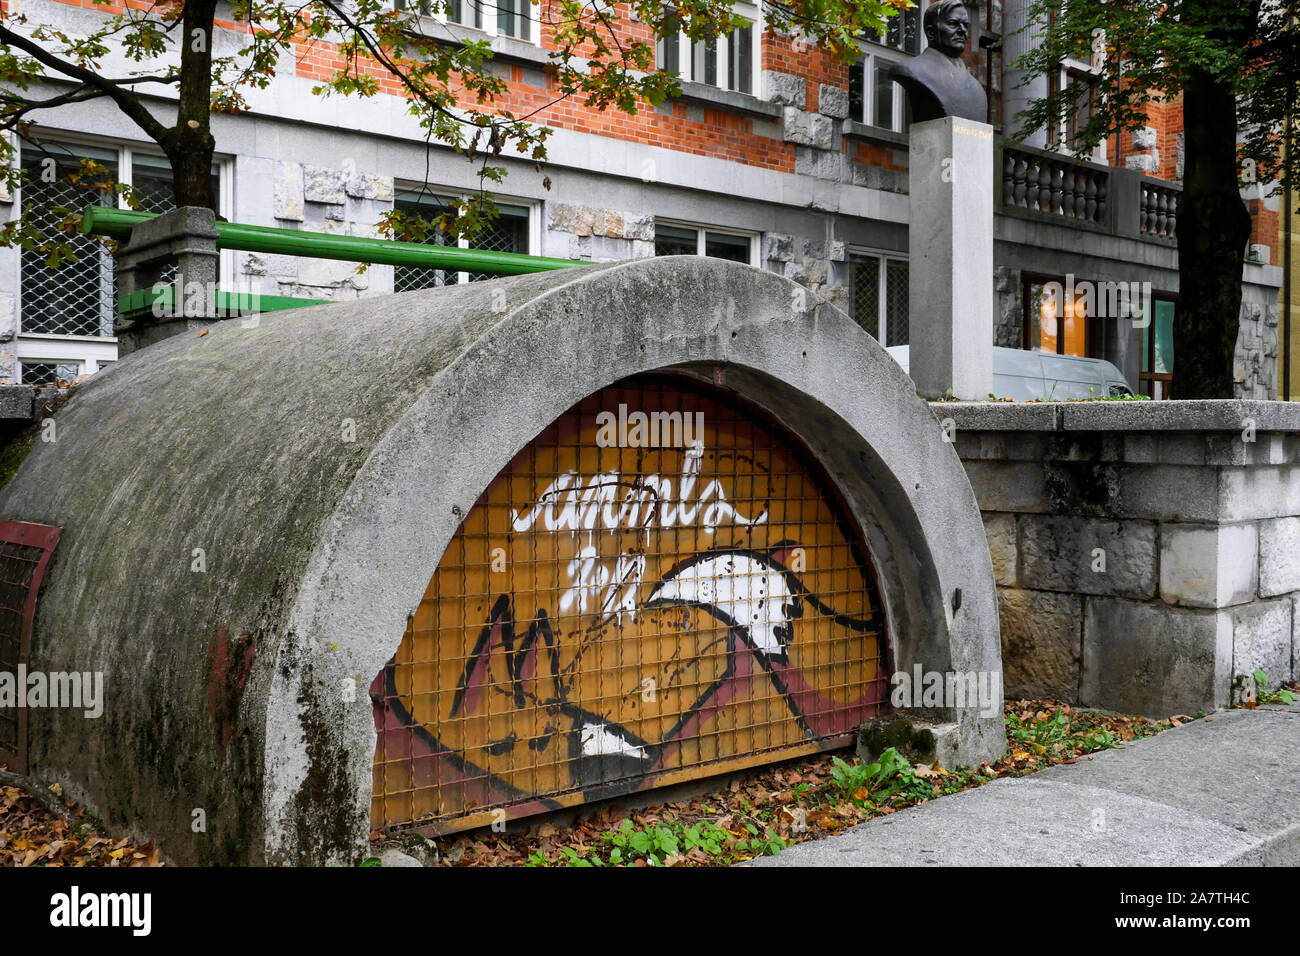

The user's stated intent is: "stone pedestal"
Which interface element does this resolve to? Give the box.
[114,205,220,355]
[907,116,994,399]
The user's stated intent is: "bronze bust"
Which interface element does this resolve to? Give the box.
[889,0,987,124]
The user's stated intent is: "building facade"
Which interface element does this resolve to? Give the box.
[0,0,1284,398]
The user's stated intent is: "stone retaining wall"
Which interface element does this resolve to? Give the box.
[939,400,1300,716]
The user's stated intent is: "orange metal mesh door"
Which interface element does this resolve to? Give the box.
[372,374,890,833]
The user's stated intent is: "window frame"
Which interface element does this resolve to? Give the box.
[12,135,232,376]
[655,1,761,96]
[1138,291,1177,400]
[1021,271,1099,358]
[848,246,908,346]
[393,0,542,47]
[653,219,759,266]
[850,1,928,132]
[392,185,539,285]
[1049,59,1107,163]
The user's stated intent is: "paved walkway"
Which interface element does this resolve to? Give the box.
[750,707,1300,866]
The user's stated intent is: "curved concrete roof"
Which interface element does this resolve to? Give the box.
[0,255,1001,863]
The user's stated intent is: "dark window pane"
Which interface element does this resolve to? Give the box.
[498,0,527,39]
[849,61,865,121]
[885,258,908,346]
[393,193,459,291]
[731,23,752,93]
[874,61,894,129]
[903,7,921,55]
[704,231,749,263]
[655,224,697,256]
[394,193,529,288]
[851,255,881,337]
[1153,300,1175,375]
[658,32,679,74]
[694,37,718,86]
[467,202,529,281]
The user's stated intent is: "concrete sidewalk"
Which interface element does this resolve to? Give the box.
[750,707,1300,867]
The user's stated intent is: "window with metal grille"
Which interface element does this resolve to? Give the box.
[850,252,908,346]
[371,373,890,834]
[392,191,532,292]
[19,145,221,339]
[0,522,62,774]
[19,147,119,338]
[20,362,80,386]
[654,222,755,264]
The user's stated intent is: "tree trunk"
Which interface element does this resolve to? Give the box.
[162,0,219,210]
[1172,13,1256,399]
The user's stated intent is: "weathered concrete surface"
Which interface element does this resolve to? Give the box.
[0,256,1002,864]
[750,708,1300,866]
[908,117,994,400]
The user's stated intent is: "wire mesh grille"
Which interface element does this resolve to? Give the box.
[885,258,909,347]
[0,524,60,771]
[19,160,117,338]
[392,199,529,292]
[372,373,890,833]
[20,363,80,386]
[850,255,880,338]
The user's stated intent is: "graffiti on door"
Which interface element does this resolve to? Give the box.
[372,375,890,832]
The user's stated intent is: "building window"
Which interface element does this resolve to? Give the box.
[15,139,225,380]
[1023,275,1087,357]
[20,362,80,386]
[656,4,757,95]
[1139,297,1175,399]
[848,54,913,132]
[393,0,533,43]
[392,189,533,291]
[850,251,908,346]
[19,145,118,339]
[653,222,756,264]
[1048,56,1107,161]
[848,2,929,132]
[872,2,923,55]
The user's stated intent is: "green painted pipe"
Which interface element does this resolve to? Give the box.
[81,206,582,276]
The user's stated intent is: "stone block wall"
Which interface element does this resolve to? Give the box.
[941,400,1300,716]
[545,203,655,262]
[249,159,396,301]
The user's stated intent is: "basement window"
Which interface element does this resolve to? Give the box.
[392,189,534,290]
[653,222,756,265]
[850,251,908,346]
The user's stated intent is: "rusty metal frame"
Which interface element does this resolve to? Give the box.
[0,520,62,774]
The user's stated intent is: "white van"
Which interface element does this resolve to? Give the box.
[885,345,1134,401]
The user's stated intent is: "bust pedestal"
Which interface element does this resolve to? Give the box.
[906,116,994,400]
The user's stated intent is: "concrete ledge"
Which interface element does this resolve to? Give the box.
[674,81,783,120]
[936,399,1300,433]
[750,708,1300,866]
[841,119,909,149]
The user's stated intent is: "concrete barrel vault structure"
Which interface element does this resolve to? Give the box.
[0,256,1003,864]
